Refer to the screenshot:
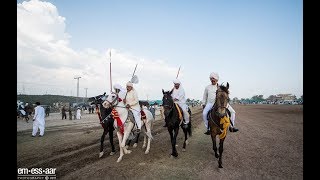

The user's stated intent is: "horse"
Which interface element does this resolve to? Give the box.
[162,89,192,158]
[207,82,231,168]
[88,93,116,158]
[102,92,154,162]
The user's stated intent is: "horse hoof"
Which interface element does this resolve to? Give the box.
[117,157,122,163]
[142,145,146,149]
[182,148,186,152]
[176,144,178,147]
[219,165,223,168]
[124,150,132,154]
[99,152,104,158]
[170,155,174,159]
[109,151,115,156]
[185,140,189,145]
[145,150,149,154]
[125,145,129,149]
[133,143,137,148]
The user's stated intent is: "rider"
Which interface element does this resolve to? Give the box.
[123,81,142,133]
[170,79,190,129]
[113,83,126,100]
[202,72,238,135]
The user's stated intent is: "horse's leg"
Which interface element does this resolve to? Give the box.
[108,127,115,156]
[133,132,140,148]
[99,129,107,158]
[218,138,225,168]
[169,126,179,158]
[182,127,188,152]
[211,133,219,158]
[116,132,124,162]
[121,123,134,154]
[144,122,152,154]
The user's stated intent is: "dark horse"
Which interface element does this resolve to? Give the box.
[89,93,116,158]
[207,83,231,168]
[162,89,192,158]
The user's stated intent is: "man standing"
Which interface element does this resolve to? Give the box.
[61,106,67,120]
[202,72,238,135]
[32,102,46,137]
[123,81,142,133]
[170,79,190,128]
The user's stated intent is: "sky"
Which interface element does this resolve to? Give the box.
[17,0,303,101]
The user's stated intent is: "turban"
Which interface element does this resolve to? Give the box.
[113,83,122,90]
[126,81,133,87]
[173,79,181,84]
[209,72,219,80]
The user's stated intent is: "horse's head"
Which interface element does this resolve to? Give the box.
[214,83,230,118]
[88,92,107,105]
[102,92,119,109]
[162,89,174,117]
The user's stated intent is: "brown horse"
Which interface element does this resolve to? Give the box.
[207,83,231,168]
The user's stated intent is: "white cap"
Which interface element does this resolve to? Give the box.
[209,72,219,80]
[113,83,122,90]
[173,79,181,84]
[126,81,133,87]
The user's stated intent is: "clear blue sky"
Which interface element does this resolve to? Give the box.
[17,0,303,101]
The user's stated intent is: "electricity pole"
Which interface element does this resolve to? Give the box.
[74,76,81,102]
[84,88,88,98]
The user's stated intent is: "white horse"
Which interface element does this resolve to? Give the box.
[102,92,154,163]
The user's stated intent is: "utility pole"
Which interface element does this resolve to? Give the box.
[74,76,81,102]
[84,88,88,98]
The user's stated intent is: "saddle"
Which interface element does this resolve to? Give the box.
[174,103,183,122]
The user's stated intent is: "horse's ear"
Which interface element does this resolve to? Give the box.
[162,89,165,94]
[169,89,173,95]
[226,82,229,90]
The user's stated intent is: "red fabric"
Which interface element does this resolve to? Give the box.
[118,98,122,102]
[95,106,105,128]
[111,108,124,134]
[141,110,146,120]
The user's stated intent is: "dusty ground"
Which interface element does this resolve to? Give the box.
[17,104,303,179]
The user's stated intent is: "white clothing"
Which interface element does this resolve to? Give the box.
[125,89,141,129]
[171,86,189,124]
[32,105,45,136]
[76,109,81,119]
[202,84,218,105]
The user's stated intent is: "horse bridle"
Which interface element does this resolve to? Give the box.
[214,90,229,117]
[163,94,174,116]
[104,92,119,108]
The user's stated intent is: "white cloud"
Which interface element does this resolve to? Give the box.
[17,0,178,100]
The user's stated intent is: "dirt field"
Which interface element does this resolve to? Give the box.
[17,104,303,179]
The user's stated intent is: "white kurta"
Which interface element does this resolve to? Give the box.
[171,86,189,124]
[76,109,81,119]
[125,89,141,129]
[32,105,46,136]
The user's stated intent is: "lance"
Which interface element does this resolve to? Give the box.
[176,66,181,79]
[109,50,112,93]
[124,64,138,102]
[132,63,138,78]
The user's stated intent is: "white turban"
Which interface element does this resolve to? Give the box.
[113,83,122,90]
[209,72,219,80]
[126,81,133,87]
[173,79,181,84]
